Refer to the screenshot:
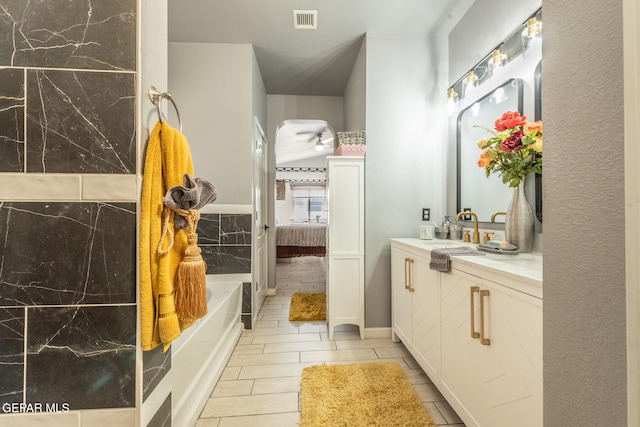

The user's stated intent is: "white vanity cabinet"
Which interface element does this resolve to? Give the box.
[390,239,543,427]
[326,156,365,339]
[391,245,441,380]
[440,268,542,427]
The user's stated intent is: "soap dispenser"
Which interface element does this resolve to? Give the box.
[442,215,452,230]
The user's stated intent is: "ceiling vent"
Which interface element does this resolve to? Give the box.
[293,10,317,29]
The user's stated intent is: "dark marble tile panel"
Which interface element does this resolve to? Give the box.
[0,68,24,172]
[201,246,251,275]
[0,0,136,70]
[0,308,25,406]
[26,69,136,173]
[0,202,136,306]
[197,213,220,245]
[147,393,171,427]
[242,281,251,314]
[26,305,136,410]
[220,214,252,245]
[142,345,171,402]
[241,314,251,330]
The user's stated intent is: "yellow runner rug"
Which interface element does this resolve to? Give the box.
[289,292,326,321]
[300,361,436,427]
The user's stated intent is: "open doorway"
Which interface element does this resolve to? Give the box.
[273,119,334,262]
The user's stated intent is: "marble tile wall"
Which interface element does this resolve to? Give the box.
[199,213,252,274]
[0,0,139,423]
[199,213,253,329]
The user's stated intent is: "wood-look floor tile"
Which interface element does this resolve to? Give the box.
[217,412,300,427]
[263,340,336,354]
[195,417,220,427]
[251,376,301,395]
[196,256,465,427]
[300,348,377,363]
[250,332,322,345]
[242,326,299,336]
[231,344,265,355]
[335,338,401,350]
[211,379,254,397]
[238,362,316,380]
[227,351,299,367]
[218,367,241,381]
[200,393,298,418]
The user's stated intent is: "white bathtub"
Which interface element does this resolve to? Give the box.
[171,274,246,427]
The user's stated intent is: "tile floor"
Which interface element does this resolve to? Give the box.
[195,256,466,427]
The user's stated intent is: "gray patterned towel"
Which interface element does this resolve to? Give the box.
[429,247,485,272]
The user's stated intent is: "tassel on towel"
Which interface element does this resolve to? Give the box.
[159,174,218,323]
[175,210,208,322]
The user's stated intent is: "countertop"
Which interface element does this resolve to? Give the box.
[390,238,543,296]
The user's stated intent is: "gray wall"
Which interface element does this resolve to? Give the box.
[543,0,627,425]
[344,38,367,131]
[168,42,256,205]
[362,32,448,327]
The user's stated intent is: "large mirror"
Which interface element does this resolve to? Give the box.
[534,60,543,222]
[456,78,523,222]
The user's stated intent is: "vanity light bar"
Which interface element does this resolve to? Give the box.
[447,7,542,108]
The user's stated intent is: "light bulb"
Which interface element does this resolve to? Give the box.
[522,17,542,59]
[446,87,459,117]
[315,140,324,151]
[489,49,507,76]
[463,71,478,98]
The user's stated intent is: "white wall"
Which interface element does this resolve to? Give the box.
[362,32,448,327]
[168,42,255,205]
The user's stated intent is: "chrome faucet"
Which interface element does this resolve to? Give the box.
[455,211,480,244]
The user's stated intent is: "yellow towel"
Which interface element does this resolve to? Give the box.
[140,121,195,352]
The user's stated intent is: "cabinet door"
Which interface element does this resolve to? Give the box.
[440,270,542,427]
[391,246,413,344]
[411,256,440,380]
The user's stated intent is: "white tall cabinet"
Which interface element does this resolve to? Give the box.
[325,156,365,339]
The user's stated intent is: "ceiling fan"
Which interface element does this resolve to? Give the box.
[296,130,334,151]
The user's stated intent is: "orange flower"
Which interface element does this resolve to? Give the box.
[524,121,543,135]
[478,149,492,167]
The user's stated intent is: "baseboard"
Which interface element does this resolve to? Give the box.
[267,287,277,296]
[365,327,392,339]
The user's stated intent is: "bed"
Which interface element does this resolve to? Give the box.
[276,224,327,258]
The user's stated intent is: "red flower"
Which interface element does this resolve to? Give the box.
[500,131,524,151]
[495,111,527,131]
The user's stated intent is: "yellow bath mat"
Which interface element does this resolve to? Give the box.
[300,361,437,427]
[288,292,326,321]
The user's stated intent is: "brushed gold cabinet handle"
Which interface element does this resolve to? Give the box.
[408,259,415,293]
[470,286,480,339]
[480,289,491,345]
[404,258,411,290]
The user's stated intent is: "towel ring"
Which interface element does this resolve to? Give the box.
[148,86,182,133]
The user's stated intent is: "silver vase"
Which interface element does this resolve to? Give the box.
[505,184,534,253]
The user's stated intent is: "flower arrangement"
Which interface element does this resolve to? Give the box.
[477,111,542,187]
